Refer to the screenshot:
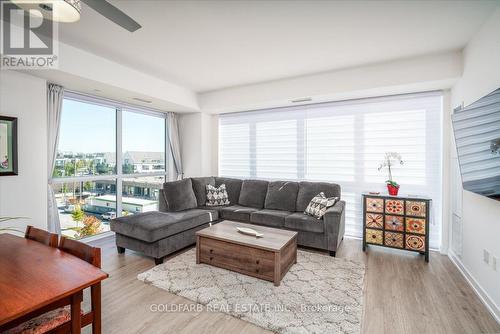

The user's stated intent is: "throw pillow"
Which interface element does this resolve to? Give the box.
[163,178,197,212]
[304,192,338,219]
[206,184,230,206]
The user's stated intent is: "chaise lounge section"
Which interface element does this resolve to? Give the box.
[111,177,345,264]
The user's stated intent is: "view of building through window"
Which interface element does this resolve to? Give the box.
[53,96,168,239]
[122,109,166,174]
[122,175,166,211]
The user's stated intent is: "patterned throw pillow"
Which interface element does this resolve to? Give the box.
[304,192,338,219]
[205,184,230,206]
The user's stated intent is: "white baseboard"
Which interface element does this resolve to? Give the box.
[344,235,362,240]
[448,250,500,324]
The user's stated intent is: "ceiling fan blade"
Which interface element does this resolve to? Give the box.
[81,0,141,32]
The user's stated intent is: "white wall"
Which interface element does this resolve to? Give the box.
[441,90,453,254]
[21,40,200,113]
[178,113,201,177]
[178,112,218,177]
[450,7,500,321]
[200,51,462,113]
[0,71,48,232]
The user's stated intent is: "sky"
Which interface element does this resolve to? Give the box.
[58,99,165,153]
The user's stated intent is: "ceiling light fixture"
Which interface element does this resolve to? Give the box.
[11,0,82,23]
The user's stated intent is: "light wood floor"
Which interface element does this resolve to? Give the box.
[85,235,500,334]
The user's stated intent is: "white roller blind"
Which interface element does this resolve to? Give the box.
[219,92,443,249]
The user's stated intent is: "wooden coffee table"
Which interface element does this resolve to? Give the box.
[196,221,297,286]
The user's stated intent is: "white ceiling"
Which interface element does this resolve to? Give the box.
[57,0,498,93]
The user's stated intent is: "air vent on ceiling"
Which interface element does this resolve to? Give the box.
[291,97,312,103]
[133,97,152,103]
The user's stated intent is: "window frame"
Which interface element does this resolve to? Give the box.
[51,90,169,220]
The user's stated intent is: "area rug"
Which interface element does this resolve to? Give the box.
[138,249,365,334]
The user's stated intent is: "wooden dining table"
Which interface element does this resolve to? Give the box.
[0,234,108,333]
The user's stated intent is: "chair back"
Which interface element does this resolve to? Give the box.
[58,236,101,268]
[25,225,58,248]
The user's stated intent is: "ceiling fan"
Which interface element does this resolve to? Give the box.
[10,0,142,32]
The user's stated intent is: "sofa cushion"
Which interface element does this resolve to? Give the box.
[238,179,269,209]
[285,212,325,233]
[264,181,298,212]
[220,205,258,222]
[198,205,227,214]
[215,177,242,205]
[296,181,341,212]
[191,177,215,206]
[250,209,291,228]
[110,210,217,243]
[159,189,168,213]
[163,179,198,212]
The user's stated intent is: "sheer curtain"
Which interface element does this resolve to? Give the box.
[167,112,183,180]
[219,92,443,249]
[47,83,64,234]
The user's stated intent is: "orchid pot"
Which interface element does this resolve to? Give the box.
[378,152,404,196]
[386,181,400,196]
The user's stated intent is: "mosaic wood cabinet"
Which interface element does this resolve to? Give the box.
[363,194,431,262]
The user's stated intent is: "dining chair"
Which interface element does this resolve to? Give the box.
[5,237,103,334]
[24,225,59,248]
[58,236,101,268]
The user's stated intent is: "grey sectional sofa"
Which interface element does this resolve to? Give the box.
[111,177,345,264]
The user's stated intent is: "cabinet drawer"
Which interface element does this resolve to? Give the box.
[366,197,384,213]
[385,199,404,215]
[385,215,404,232]
[366,228,383,245]
[366,213,383,228]
[198,237,274,279]
[406,218,426,235]
[406,200,426,217]
[384,232,404,248]
[405,234,425,251]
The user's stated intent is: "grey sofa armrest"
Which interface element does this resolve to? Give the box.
[323,200,346,252]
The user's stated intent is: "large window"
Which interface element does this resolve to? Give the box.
[54,99,116,177]
[219,92,443,249]
[122,110,166,174]
[53,93,169,239]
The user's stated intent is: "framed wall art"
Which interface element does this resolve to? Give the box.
[0,116,18,176]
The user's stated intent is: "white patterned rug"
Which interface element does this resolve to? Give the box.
[138,249,365,334]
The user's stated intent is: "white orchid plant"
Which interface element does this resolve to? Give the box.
[378,152,404,187]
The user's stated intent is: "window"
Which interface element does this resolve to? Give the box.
[55,99,116,177]
[256,119,297,179]
[122,175,165,212]
[219,122,251,178]
[122,110,166,174]
[53,180,115,239]
[219,92,443,249]
[52,93,169,239]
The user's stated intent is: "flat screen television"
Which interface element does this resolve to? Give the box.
[452,88,500,201]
